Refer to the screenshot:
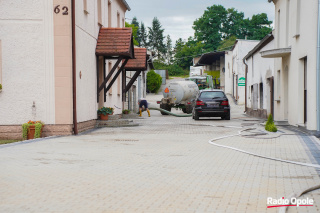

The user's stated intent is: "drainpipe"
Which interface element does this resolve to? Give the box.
[317,0,320,131]
[72,0,78,135]
[243,58,248,113]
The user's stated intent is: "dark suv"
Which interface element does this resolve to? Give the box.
[192,89,230,120]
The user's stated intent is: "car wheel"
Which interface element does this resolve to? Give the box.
[194,111,200,120]
[224,112,230,120]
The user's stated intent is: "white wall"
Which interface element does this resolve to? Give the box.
[224,51,233,94]
[0,0,55,125]
[246,39,275,113]
[225,40,259,104]
[272,0,318,130]
[76,0,128,119]
[220,56,225,91]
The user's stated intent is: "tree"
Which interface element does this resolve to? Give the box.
[165,35,173,64]
[193,5,227,51]
[223,8,246,39]
[131,17,141,46]
[174,37,204,69]
[193,5,273,51]
[247,13,273,40]
[125,22,139,46]
[148,17,166,59]
[140,22,148,48]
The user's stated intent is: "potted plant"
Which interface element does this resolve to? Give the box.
[122,109,130,114]
[97,107,114,120]
[22,120,44,140]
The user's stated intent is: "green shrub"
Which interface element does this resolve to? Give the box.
[265,114,277,132]
[147,70,162,93]
[0,84,2,89]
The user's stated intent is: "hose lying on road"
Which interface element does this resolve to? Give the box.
[148,107,193,117]
[206,127,320,213]
[208,128,320,169]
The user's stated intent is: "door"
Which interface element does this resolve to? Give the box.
[304,57,307,123]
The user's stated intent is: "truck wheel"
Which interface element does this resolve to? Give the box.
[166,106,172,112]
[186,105,193,114]
[160,104,169,115]
[182,108,187,113]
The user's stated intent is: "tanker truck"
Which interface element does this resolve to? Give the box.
[159,81,199,115]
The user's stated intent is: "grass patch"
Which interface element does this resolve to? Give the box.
[0,140,21,145]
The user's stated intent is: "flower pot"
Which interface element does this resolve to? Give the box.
[99,114,109,120]
[27,125,44,140]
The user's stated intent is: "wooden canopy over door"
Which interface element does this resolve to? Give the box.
[122,48,148,102]
[95,27,135,102]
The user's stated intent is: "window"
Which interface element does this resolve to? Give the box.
[260,83,263,109]
[276,70,281,99]
[83,0,88,14]
[277,10,281,48]
[295,0,301,37]
[97,0,102,25]
[108,1,112,27]
[199,91,225,99]
[286,0,290,46]
[108,62,112,95]
[0,40,2,87]
[117,12,120,28]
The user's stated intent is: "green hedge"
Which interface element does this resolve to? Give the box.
[265,114,277,132]
[147,70,162,93]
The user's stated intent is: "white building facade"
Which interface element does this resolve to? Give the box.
[262,0,319,130]
[225,40,259,104]
[245,34,275,118]
[0,0,132,139]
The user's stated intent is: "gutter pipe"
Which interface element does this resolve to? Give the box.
[243,58,248,113]
[317,0,320,131]
[72,0,78,135]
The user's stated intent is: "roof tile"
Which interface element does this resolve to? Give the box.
[96,28,133,58]
[124,48,147,70]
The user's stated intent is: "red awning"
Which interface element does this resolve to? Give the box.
[96,28,134,58]
[124,48,147,71]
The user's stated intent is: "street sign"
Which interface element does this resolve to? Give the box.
[238,77,245,86]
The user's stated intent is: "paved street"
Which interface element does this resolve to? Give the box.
[1,94,320,213]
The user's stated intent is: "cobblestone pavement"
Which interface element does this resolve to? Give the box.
[0,93,320,213]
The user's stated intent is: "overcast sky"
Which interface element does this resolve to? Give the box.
[125,0,275,44]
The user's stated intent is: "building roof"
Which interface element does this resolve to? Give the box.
[124,48,147,70]
[195,51,225,66]
[120,0,131,11]
[244,34,274,60]
[96,28,134,58]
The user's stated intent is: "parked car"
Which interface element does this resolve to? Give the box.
[192,89,230,120]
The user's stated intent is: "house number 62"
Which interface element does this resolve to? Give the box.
[54,5,69,15]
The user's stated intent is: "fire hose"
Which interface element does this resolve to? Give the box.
[137,107,193,117]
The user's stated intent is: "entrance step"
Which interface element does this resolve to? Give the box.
[96,119,139,128]
[121,113,141,119]
[274,120,289,126]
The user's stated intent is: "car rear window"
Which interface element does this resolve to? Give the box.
[200,91,225,99]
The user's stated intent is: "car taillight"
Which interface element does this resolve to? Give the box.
[221,101,228,106]
[196,101,204,106]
